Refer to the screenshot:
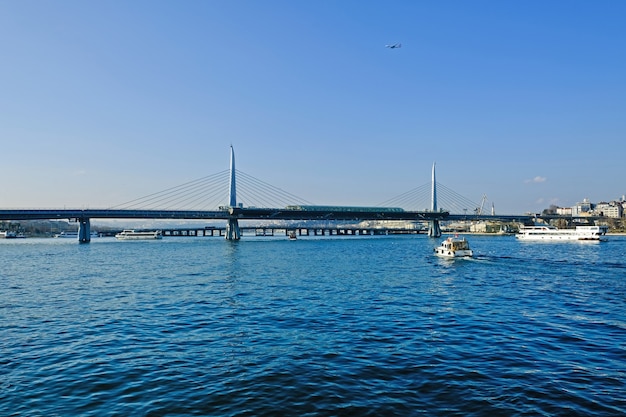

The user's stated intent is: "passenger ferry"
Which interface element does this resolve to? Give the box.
[516,225,608,241]
[115,230,163,240]
[435,236,473,258]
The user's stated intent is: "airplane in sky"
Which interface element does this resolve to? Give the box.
[385,43,401,49]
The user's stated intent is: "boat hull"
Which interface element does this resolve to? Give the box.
[516,235,607,241]
[435,248,473,258]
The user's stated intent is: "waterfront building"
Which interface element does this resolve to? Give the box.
[556,207,572,216]
[595,202,623,218]
[572,198,593,216]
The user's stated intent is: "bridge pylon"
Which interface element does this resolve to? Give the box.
[78,217,91,243]
[225,145,241,240]
[428,162,442,238]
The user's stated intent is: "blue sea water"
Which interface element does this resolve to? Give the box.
[1,234,625,416]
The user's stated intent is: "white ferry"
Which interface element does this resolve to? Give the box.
[516,225,608,241]
[435,236,473,258]
[115,230,163,240]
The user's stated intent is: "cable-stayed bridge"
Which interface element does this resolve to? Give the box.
[0,147,532,242]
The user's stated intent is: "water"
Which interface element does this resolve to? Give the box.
[1,235,625,416]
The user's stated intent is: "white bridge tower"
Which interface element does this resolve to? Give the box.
[428,162,442,237]
[225,145,241,240]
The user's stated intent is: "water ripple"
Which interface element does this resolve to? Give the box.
[1,236,625,416]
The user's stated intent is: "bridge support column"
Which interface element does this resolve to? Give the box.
[225,145,241,240]
[428,162,442,238]
[428,220,441,238]
[78,217,91,243]
[226,217,241,240]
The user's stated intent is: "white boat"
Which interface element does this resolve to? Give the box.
[516,225,608,241]
[54,231,100,238]
[0,231,18,238]
[115,230,163,240]
[435,236,473,258]
[288,231,297,240]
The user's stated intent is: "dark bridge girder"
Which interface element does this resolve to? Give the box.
[0,209,230,221]
[228,207,450,221]
[0,208,449,222]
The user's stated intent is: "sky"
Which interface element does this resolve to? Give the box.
[1,1,624,214]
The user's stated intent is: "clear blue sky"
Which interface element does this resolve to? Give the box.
[1,1,624,214]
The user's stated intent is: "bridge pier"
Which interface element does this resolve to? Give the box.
[226,217,241,240]
[78,217,91,243]
[225,145,241,240]
[428,220,441,238]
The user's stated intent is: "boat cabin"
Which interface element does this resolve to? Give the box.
[441,237,470,251]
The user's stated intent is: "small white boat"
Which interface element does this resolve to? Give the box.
[435,236,473,258]
[115,230,162,240]
[516,225,608,241]
[0,230,18,239]
[288,231,297,240]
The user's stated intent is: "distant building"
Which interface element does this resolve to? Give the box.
[572,198,593,216]
[595,202,623,218]
[544,197,626,220]
[556,207,572,216]
[469,221,504,233]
